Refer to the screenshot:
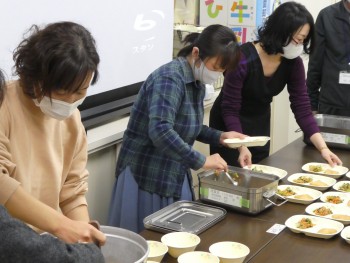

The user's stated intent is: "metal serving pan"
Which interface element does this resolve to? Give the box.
[198,166,284,215]
[304,114,350,150]
[143,201,226,235]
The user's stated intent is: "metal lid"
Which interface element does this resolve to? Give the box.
[143,201,226,235]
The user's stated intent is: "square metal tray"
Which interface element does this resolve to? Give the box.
[143,201,226,235]
[303,114,350,149]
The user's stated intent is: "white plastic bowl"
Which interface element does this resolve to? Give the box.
[209,241,250,263]
[161,232,200,258]
[177,251,219,263]
[147,240,168,262]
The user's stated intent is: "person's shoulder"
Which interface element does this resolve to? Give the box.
[150,57,189,84]
[320,1,341,15]
[0,81,20,110]
[4,80,19,93]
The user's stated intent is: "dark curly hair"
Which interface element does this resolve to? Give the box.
[257,2,314,55]
[13,21,100,98]
[177,24,240,72]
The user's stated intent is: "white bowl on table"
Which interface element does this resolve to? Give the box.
[209,241,250,263]
[146,240,168,262]
[161,232,200,258]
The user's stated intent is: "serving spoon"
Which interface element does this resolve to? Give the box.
[224,171,238,186]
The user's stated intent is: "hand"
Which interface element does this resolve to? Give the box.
[220,131,247,146]
[203,154,228,171]
[237,146,252,167]
[320,148,342,167]
[53,217,106,246]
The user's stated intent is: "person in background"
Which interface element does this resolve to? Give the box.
[209,2,342,167]
[307,0,350,116]
[108,24,247,233]
[0,22,105,245]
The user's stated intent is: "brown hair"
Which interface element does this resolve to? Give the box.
[13,21,100,98]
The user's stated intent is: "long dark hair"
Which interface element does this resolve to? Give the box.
[13,21,100,98]
[257,2,314,55]
[177,24,240,71]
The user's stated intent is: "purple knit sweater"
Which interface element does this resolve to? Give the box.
[221,42,319,138]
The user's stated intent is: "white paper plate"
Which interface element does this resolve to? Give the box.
[346,172,350,179]
[320,191,350,207]
[305,202,350,225]
[224,136,270,148]
[301,162,348,179]
[287,173,336,191]
[243,164,287,180]
[285,214,344,239]
[276,185,322,205]
[333,181,350,193]
[340,226,350,244]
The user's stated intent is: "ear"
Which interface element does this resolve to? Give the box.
[33,83,44,100]
[191,47,200,60]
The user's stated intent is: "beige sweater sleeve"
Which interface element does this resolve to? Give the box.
[0,102,20,204]
[59,120,89,215]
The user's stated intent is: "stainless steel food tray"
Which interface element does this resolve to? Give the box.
[304,114,350,150]
[198,166,282,214]
[143,201,226,234]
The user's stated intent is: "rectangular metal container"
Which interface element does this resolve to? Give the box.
[143,201,226,235]
[198,166,280,214]
[303,114,350,150]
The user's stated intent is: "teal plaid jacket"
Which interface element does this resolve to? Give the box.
[116,57,222,198]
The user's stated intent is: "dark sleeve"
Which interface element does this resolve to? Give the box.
[0,206,105,263]
[196,124,222,146]
[287,58,320,138]
[306,9,326,111]
[221,52,248,133]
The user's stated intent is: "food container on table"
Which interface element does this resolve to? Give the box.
[100,225,149,263]
[143,201,226,234]
[303,114,350,150]
[198,166,286,214]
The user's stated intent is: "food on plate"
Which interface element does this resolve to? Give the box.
[331,214,350,220]
[309,165,323,173]
[293,176,312,184]
[313,206,333,216]
[252,166,264,173]
[339,183,350,192]
[296,218,315,229]
[326,195,343,204]
[324,169,339,175]
[277,187,296,196]
[294,194,313,200]
[309,180,328,187]
[317,228,337,234]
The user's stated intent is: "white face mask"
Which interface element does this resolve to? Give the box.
[34,96,86,120]
[192,60,223,85]
[282,42,303,59]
